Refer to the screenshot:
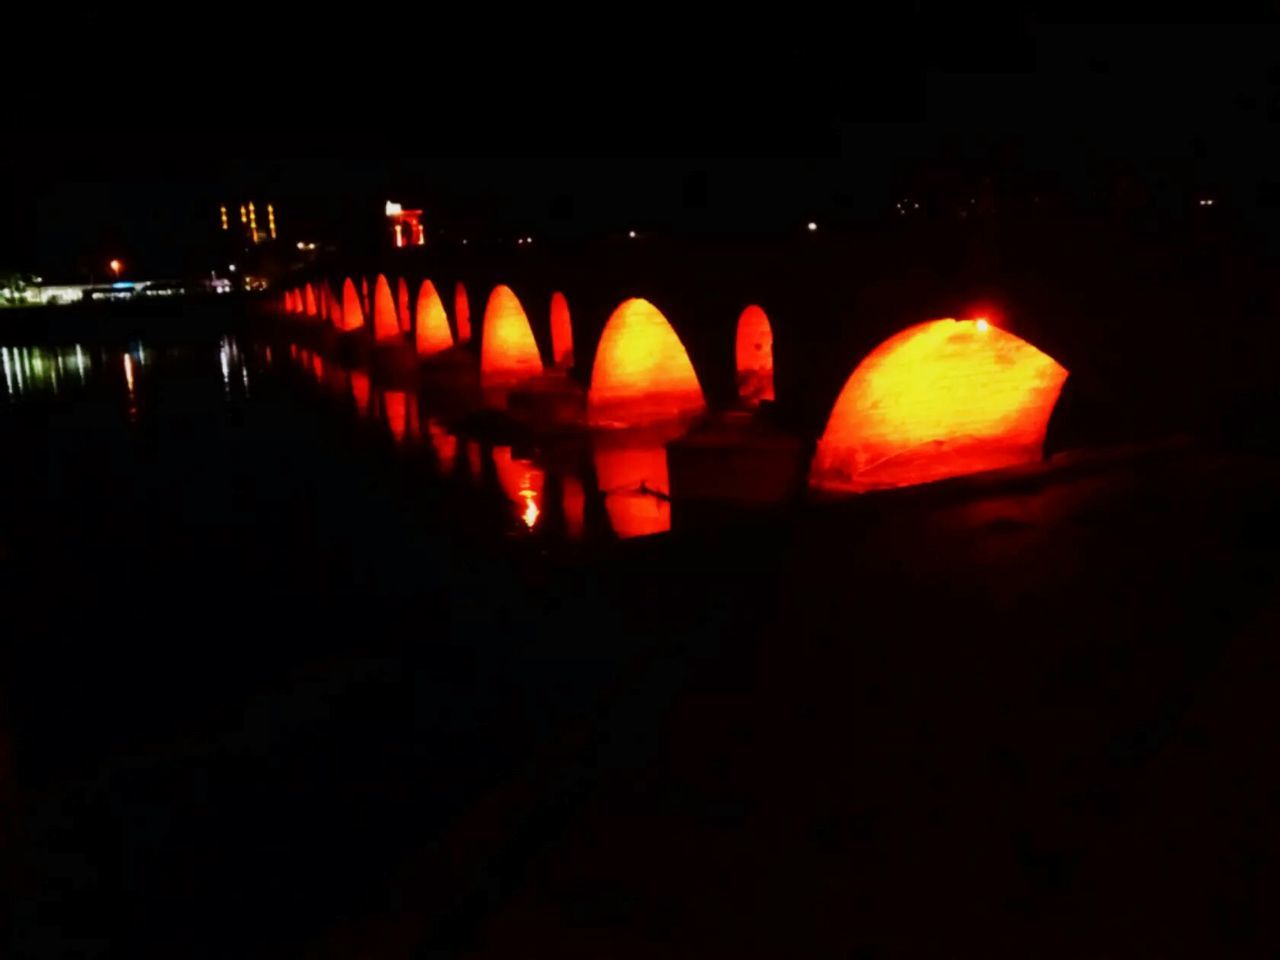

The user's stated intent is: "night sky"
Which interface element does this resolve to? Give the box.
[4,18,1280,278]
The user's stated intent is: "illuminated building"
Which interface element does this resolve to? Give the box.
[385,200,426,248]
[415,280,454,356]
[220,201,278,245]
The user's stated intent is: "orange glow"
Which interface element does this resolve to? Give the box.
[284,290,295,313]
[550,291,574,367]
[492,446,545,531]
[339,278,364,331]
[350,369,371,415]
[480,285,543,384]
[593,441,671,539]
[311,353,324,381]
[562,474,585,539]
[304,284,318,318]
[373,274,399,340]
[735,304,775,405]
[415,279,454,356]
[383,390,409,442]
[454,283,472,342]
[587,298,705,427]
[109,259,123,277]
[427,419,458,473]
[810,317,1069,493]
[397,278,411,332]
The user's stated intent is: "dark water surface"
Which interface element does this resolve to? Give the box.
[3,325,1279,957]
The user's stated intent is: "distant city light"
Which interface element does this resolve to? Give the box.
[295,241,317,251]
[526,236,533,244]
[109,259,123,277]
[975,318,990,332]
[1199,198,1216,207]
[385,201,404,216]
[462,239,468,245]
[267,203,277,239]
[220,205,229,230]
[807,221,818,232]
[228,264,237,272]
[628,230,637,239]
[517,238,524,245]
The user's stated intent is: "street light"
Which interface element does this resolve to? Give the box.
[109,259,123,277]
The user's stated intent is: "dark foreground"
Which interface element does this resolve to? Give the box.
[2,327,1278,958]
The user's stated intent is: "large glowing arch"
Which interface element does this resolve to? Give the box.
[455,283,472,343]
[736,304,775,405]
[304,284,318,318]
[810,318,1069,493]
[587,298,706,427]
[397,277,411,332]
[339,278,364,331]
[550,292,574,368]
[373,275,400,340]
[480,285,543,384]
[415,279,454,356]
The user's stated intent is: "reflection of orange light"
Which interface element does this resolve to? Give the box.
[284,290,294,313]
[350,369,371,415]
[492,446,545,531]
[550,291,574,367]
[311,353,324,381]
[340,278,364,331]
[373,274,399,340]
[427,419,458,473]
[735,304,775,405]
[397,278,411,332]
[562,473,585,539]
[454,283,472,342]
[593,441,671,538]
[480,285,543,384]
[304,284,318,317]
[810,318,1069,493]
[383,390,408,442]
[415,279,454,356]
[588,298,705,427]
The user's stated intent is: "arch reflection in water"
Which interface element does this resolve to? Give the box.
[454,282,472,342]
[382,390,412,443]
[427,419,458,474]
[492,446,545,530]
[592,436,672,539]
[373,274,399,340]
[735,304,775,405]
[350,369,371,416]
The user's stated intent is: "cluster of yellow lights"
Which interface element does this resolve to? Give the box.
[219,205,229,230]
[267,203,277,239]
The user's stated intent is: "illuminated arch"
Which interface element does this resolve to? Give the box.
[587,298,706,427]
[304,284,318,318]
[350,369,371,415]
[415,279,454,356]
[810,317,1069,493]
[550,292,574,368]
[373,274,399,340]
[454,282,472,342]
[735,304,775,405]
[480,285,543,384]
[283,290,294,313]
[339,278,364,331]
[397,277,411,332]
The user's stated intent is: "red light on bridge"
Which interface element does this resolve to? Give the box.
[415,279,454,356]
[809,317,1068,493]
[304,284,318,318]
[350,369,371,415]
[550,291,574,368]
[480,285,543,385]
[588,298,705,428]
[735,304,775,405]
[373,274,399,340]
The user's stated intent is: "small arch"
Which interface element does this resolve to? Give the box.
[735,304,775,405]
[587,298,705,428]
[550,291,574,368]
[480,285,543,384]
[810,318,1069,493]
[339,278,365,331]
[373,274,400,340]
[397,278,412,332]
[415,279,454,356]
[454,282,472,342]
